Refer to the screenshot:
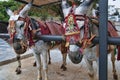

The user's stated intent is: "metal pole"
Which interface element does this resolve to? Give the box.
[99,0,108,80]
[1,34,120,45]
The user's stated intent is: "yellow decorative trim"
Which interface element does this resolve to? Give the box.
[65,31,80,36]
[65,42,69,47]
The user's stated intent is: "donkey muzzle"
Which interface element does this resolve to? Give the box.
[13,40,27,54]
[68,45,83,64]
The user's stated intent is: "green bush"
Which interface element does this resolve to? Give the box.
[0,0,84,22]
[0,0,21,22]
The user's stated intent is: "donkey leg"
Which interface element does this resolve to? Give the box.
[48,49,51,64]
[95,59,99,80]
[15,54,22,74]
[42,50,48,80]
[33,53,42,80]
[111,46,118,80]
[60,42,67,71]
[33,61,36,67]
[84,57,94,80]
[61,53,67,71]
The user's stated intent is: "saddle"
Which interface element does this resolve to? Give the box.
[38,20,64,35]
[91,17,119,37]
[91,17,120,60]
[45,21,64,35]
[30,18,64,35]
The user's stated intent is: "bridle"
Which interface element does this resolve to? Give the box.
[64,13,96,49]
[8,15,34,54]
[17,16,35,46]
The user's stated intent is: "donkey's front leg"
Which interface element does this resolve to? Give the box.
[61,53,67,71]
[33,53,42,80]
[60,42,67,71]
[42,50,48,80]
[84,56,94,80]
[15,54,22,74]
[110,46,118,80]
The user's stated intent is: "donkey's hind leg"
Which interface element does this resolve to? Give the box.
[33,49,51,67]
[15,54,22,74]
[110,45,118,80]
[60,42,67,71]
[48,49,51,64]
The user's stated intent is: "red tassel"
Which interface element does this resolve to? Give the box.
[117,46,120,61]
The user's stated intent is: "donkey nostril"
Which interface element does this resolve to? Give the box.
[13,42,22,50]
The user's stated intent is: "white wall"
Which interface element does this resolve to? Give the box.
[108,0,120,8]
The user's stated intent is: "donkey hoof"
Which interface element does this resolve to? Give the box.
[33,62,36,67]
[60,65,67,71]
[15,68,21,74]
[88,73,94,78]
[113,74,118,80]
[63,67,67,71]
[37,77,42,80]
[48,61,51,65]
[16,70,21,74]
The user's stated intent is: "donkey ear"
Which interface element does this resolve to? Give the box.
[19,0,33,16]
[6,7,13,16]
[30,0,34,4]
[80,0,84,2]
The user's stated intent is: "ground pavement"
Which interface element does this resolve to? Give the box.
[0,49,120,80]
[0,38,33,66]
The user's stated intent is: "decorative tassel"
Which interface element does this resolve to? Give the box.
[117,46,120,61]
[65,42,69,47]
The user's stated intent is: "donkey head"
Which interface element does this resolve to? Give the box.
[6,2,33,54]
[62,0,95,64]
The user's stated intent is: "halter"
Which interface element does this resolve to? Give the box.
[64,6,80,47]
[8,20,16,42]
[8,15,35,46]
[64,11,96,49]
[18,16,34,46]
[77,15,96,49]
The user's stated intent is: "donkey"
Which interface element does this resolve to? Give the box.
[6,1,67,80]
[62,0,118,80]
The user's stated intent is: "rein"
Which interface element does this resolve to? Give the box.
[18,16,34,46]
[79,15,96,49]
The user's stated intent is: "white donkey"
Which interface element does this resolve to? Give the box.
[6,1,48,80]
[6,1,67,80]
[62,0,118,80]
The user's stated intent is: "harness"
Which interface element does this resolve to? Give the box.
[8,16,35,46]
[16,16,63,46]
[64,10,96,49]
[8,20,16,43]
[64,7,80,47]
[79,15,96,49]
[18,17,50,46]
